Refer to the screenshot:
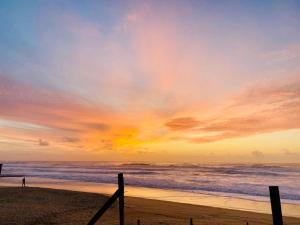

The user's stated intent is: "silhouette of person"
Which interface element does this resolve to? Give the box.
[22,177,26,187]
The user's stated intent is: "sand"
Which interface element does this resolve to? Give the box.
[0,187,299,225]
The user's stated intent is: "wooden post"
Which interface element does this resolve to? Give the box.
[87,173,125,225]
[118,173,124,225]
[190,218,193,225]
[269,186,283,225]
[87,189,120,225]
[137,219,140,225]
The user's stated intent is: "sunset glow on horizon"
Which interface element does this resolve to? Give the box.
[0,0,300,163]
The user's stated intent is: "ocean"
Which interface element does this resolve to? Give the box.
[1,162,300,217]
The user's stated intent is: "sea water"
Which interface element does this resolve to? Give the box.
[1,162,299,217]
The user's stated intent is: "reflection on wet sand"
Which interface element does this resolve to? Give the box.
[1,177,299,218]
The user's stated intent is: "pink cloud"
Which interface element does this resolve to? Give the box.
[167,77,300,143]
[38,139,49,146]
[263,44,300,62]
[165,117,200,130]
[0,74,113,137]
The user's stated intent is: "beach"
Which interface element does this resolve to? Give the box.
[2,162,300,213]
[1,162,300,218]
[1,186,299,225]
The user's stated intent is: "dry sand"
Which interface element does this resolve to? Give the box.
[0,187,299,225]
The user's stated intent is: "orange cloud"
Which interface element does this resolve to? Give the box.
[168,78,300,143]
[0,75,166,151]
[0,75,116,149]
[38,139,49,146]
[0,75,112,129]
[165,117,200,130]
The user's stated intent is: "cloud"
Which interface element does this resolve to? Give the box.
[0,75,113,129]
[166,117,200,130]
[251,150,264,157]
[101,139,113,150]
[170,78,300,143]
[263,44,300,63]
[186,132,238,143]
[1,3,300,155]
[62,137,80,143]
[38,139,49,146]
[281,149,300,156]
[0,74,116,149]
[282,149,292,155]
[230,79,300,107]
[84,122,110,131]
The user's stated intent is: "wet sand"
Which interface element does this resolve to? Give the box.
[0,186,299,225]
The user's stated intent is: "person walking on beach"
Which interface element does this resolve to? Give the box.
[22,177,26,187]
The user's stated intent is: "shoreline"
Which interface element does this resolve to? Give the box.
[1,186,300,225]
[1,177,300,218]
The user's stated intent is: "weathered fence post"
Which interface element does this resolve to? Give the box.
[87,173,125,225]
[190,218,193,225]
[118,173,124,225]
[269,186,283,225]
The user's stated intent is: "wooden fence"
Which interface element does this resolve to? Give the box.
[87,173,124,225]
[86,173,284,225]
[269,186,283,225]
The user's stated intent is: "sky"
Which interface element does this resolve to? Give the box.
[0,0,300,163]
